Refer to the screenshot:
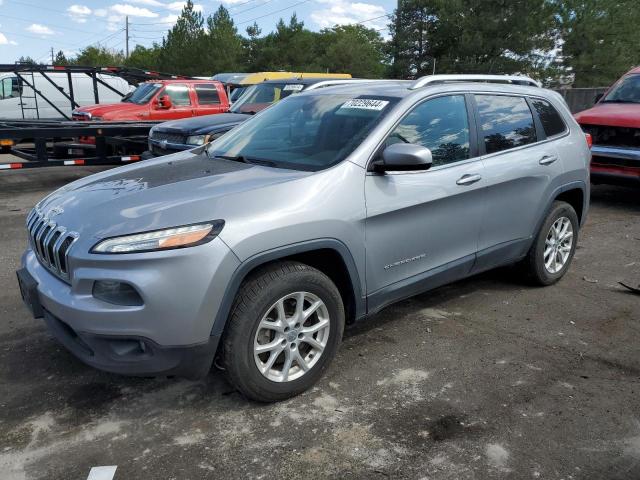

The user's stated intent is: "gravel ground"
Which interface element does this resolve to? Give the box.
[0,166,639,480]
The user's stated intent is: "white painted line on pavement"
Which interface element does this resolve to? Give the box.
[86,465,117,480]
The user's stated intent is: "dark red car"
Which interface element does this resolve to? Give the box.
[575,67,640,186]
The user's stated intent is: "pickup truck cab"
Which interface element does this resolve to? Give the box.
[72,79,229,122]
[575,67,640,186]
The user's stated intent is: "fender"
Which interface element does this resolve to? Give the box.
[210,238,365,336]
[532,180,588,239]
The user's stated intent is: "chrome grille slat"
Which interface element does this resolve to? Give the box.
[25,208,79,282]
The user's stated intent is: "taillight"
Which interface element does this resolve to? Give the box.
[585,133,593,149]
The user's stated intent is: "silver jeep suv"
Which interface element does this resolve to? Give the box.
[17,75,591,402]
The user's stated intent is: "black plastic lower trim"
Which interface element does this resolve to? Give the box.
[43,310,219,379]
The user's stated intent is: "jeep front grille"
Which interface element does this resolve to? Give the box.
[26,208,79,282]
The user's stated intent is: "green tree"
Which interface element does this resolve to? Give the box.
[319,25,386,77]
[125,44,161,70]
[389,0,558,79]
[158,0,206,75]
[244,22,263,72]
[74,46,125,66]
[557,0,640,87]
[202,5,244,74]
[254,14,322,71]
[53,50,69,65]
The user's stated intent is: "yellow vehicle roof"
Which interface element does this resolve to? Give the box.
[238,72,351,85]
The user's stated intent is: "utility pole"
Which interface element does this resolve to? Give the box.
[50,47,54,64]
[125,16,129,58]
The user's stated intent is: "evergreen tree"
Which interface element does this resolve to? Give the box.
[244,22,263,72]
[53,50,69,66]
[557,0,640,87]
[158,0,205,76]
[389,0,558,79]
[202,6,244,75]
[320,25,386,78]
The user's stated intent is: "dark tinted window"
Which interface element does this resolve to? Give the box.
[164,84,191,106]
[531,99,566,137]
[475,95,537,154]
[387,95,470,166]
[195,84,220,105]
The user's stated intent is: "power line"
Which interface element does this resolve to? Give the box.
[236,0,312,25]
[232,0,275,18]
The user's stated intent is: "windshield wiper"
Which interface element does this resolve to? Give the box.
[602,99,640,104]
[210,154,276,167]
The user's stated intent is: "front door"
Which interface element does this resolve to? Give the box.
[364,94,485,309]
[150,84,195,121]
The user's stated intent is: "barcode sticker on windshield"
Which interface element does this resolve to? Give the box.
[283,84,304,91]
[340,99,389,111]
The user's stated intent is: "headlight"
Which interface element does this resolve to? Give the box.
[186,135,208,146]
[91,221,224,254]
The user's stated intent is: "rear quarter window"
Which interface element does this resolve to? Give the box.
[475,95,537,154]
[531,99,567,137]
[195,84,221,105]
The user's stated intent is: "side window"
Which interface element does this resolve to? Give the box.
[164,84,191,106]
[0,77,19,100]
[195,84,220,105]
[475,95,537,154]
[531,99,567,138]
[386,95,471,167]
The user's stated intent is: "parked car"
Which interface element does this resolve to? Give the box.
[17,75,591,402]
[575,67,640,186]
[71,79,229,122]
[147,78,372,156]
[213,71,352,106]
[0,71,132,119]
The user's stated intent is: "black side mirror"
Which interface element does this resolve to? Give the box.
[594,92,604,103]
[374,143,433,172]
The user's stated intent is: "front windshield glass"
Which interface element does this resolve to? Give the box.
[602,74,640,104]
[123,83,162,104]
[229,86,247,103]
[209,94,397,171]
[231,82,305,114]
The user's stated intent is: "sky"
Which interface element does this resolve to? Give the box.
[0,0,395,64]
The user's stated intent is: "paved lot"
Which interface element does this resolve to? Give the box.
[0,166,639,480]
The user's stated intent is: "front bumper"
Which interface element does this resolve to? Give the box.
[19,237,240,378]
[590,145,640,186]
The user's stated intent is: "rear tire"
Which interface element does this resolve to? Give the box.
[523,201,579,286]
[222,261,344,402]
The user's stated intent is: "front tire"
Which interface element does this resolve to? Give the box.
[523,200,579,285]
[222,261,344,402]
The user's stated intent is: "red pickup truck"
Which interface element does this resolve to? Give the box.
[72,79,230,121]
[575,67,640,186]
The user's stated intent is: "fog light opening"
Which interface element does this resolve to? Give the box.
[93,280,143,306]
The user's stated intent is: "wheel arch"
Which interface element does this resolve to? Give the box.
[210,239,365,337]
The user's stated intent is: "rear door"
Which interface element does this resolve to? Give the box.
[150,83,194,120]
[473,93,565,270]
[364,94,485,304]
[194,83,225,116]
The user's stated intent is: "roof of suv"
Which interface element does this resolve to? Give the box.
[302,78,549,101]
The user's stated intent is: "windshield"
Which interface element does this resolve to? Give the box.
[123,83,162,104]
[602,74,640,104]
[230,82,305,114]
[209,94,397,171]
[229,86,247,103]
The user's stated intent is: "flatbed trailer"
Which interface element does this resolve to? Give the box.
[0,119,158,170]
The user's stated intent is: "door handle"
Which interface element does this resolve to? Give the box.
[539,155,558,165]
[456,173,482,186]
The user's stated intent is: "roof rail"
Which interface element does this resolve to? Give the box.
[410,74,541,90]
[305,79,408,91]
